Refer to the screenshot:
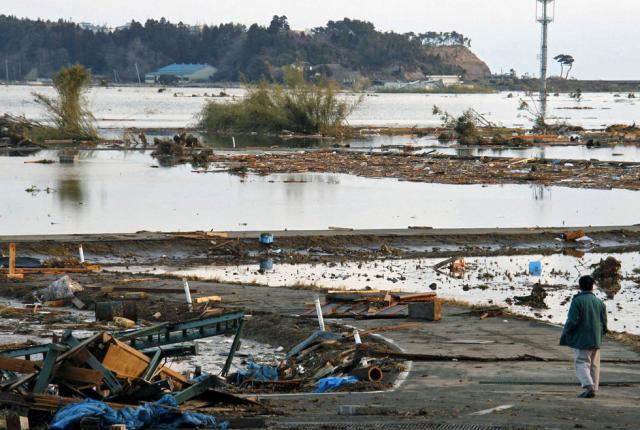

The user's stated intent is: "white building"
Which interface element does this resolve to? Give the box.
[144,64,218,84]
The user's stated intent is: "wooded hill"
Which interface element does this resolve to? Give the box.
[0,15,489,83]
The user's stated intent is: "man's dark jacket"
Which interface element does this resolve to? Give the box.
[560,291,607,349]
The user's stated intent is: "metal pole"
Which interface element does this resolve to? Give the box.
[221,318,245,377]
[539,0,550,118]
[135,63,141,84]
[314,296,326,331]
[183,279,193,311]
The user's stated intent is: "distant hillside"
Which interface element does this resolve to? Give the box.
[428,46,491,81]
[0,15,490,84]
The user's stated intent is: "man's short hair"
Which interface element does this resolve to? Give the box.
[579,275,595,291]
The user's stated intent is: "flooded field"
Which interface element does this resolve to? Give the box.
[117,251,640,335]
[1,84,639,130]
[2,149,640,235]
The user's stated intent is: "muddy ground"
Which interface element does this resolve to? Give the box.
[2,270,640,429]
[4,228,640,268]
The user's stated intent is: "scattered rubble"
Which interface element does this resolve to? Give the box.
[0,303,263,429]
[0,115,41,150]
[592,256,623,298]
[513,283,549,309]
[202,151,640,191]
[230,326,404,393]
[151,133,211,166]
[307,291,441,320]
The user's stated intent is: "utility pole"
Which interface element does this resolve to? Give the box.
[5,59,9,84]
[537,0,555,118]
[134,63,142,85]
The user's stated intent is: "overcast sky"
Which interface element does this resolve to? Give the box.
[5,0,639,80]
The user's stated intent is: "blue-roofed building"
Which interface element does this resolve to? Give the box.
[145,63,217,84]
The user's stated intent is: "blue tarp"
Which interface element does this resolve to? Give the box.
[235,361,279,385]
[529,260,542,277]
[315,376,358,393]
[48,394,228,430]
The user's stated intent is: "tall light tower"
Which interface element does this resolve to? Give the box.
[537,0,555,118]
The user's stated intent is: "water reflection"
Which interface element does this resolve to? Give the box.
[202,133,327,149]
[56,178,85,207]
[3,150,640,234]
[0,148,42,157]
[531,184,548,201]
[126,251,640,333]
[259,259,274,273]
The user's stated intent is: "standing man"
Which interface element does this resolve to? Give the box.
[560,275,608,398]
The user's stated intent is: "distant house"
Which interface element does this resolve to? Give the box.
[144,63,218,84]
[78,22,110,33]
[425,75,462,86]
[374,75,462,91]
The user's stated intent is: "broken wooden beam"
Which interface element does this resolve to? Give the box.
[6,243,23,280]
[88,285,199,294]
[0,356,102,386]
[0,392,132,413]
[0,265,100,275]
[173,375,218,405]
[193,295,222,304]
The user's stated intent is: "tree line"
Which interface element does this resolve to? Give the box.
[0,15,469,82]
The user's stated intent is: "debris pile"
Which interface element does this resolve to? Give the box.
[0,311,259,428]
[0,114,40,150]
[152,133,209,166]
[230,327,403,393]
[514,283,548,309]
[592,256,622,298]
[205,151,640,191]
[305,291,440,320]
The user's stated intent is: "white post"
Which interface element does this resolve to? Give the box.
[314,296,325,331]
[78,244,85,264]
[183,279,193,311]
[353,329,362,345]
[232,136,236,148]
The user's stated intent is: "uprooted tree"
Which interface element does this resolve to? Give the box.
[33,64,97,140]
[433,105,502,145]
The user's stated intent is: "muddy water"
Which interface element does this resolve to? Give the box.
[3,150,640,234]
[118,252,640,335]
[1,85,639,129]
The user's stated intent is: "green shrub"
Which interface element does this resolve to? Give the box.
[199,67,360,136]
[433,105,486,145]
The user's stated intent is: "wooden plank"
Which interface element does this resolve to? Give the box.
[0,392,132,413]
[57,365,103,386]
[101,341,150,379]
[9,243,16,276]
[101,338,188,387]
[87,286,199,294]
[0,356,36,374]
[0,354,105,386]
[193,295,222,304]
[0,266,100,275]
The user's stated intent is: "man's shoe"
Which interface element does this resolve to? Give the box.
[578,386,596,398]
